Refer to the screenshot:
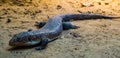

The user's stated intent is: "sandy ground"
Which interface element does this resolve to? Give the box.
[1,0,120,58]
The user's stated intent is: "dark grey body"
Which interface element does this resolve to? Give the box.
[31,16,63,39]
[9,14,120,50]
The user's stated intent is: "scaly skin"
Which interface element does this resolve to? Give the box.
[9,13,120,50]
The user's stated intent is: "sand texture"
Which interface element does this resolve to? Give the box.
[0,0,120,58]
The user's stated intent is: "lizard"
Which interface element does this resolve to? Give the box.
[9,13,120,50]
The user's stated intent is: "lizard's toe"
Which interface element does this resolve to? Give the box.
[35,46,45,50]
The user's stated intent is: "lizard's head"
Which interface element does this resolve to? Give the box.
[9,32,41,46]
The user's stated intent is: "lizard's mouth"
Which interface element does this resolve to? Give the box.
[9,41,25,46]
[9,39,40,46]
[9,39,27,46]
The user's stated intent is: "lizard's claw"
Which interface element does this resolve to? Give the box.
[35,46,46,50]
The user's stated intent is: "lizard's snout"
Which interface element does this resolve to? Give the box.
[9,42,14,46]
[9,38,21,46]
[9,39,16,46]
[9,40,22,46]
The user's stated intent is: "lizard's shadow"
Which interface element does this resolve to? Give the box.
[7,44,39,51]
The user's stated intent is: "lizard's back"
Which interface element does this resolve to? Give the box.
[33,16,63,39]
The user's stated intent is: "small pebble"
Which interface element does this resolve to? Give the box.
[6,18,11,23]
[56,5,62,10]
[77,10,82,13]
[70,32,81,38]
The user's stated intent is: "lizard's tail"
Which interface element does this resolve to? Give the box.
[61,14,120,21]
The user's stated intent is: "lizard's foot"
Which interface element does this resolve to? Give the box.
[35,46,46,50]
[27,28,33,32]
[71,25,80,29]
[34,21,46,28]
[35,38,49,50]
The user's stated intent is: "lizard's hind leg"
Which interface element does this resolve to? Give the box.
[63,22,79,30]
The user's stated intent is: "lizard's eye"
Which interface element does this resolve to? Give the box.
[28,38,32,41]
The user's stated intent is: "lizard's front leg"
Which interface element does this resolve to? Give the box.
[35,38,49,50]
